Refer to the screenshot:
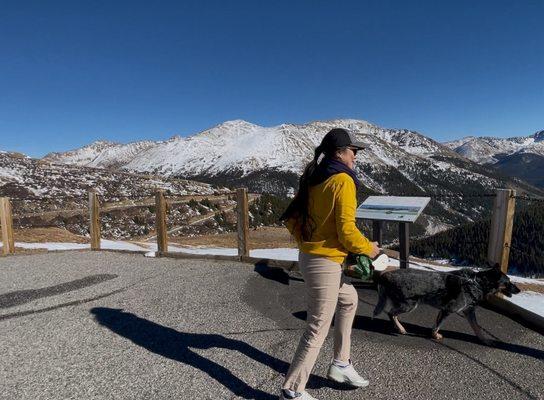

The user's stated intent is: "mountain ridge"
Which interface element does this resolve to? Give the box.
[37,118,544,235]
[443,130,544,188]
[43,118,461,176]
[443,130,544,164]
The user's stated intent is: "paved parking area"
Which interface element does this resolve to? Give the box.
[0,251,543,399]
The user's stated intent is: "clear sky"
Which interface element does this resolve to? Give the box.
[1,0,543,157]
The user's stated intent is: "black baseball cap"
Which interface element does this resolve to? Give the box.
[320,128,366,151]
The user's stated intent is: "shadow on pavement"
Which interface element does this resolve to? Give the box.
[353,314,544,361]
[0,289,125,321]
[0,274,118,308]
[292,311,544,361]
[254,263,303,286]
[91,307,346,399]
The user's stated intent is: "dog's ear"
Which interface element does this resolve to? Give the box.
[486,262,501,270]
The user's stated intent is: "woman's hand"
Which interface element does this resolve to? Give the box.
[368,241,381,258]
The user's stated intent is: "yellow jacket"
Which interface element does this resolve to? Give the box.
[287,173,373,264]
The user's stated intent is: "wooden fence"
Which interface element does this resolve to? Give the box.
[0,188,516,273]
[0,189,249,256]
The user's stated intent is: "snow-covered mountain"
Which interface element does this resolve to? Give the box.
[44,140,156,169]
[443,130,544,164]
[444,130,544,188]
[0,151,226,213]
[41,119,544,234]
[44,119,454,177]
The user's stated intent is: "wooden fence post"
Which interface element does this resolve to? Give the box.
[155,190,168,254]
[236,188,249,258]
[0,197,15,255]
[487,189,516,274]
[89,192,101,250]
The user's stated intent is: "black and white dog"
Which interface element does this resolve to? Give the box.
[373,264,521,344]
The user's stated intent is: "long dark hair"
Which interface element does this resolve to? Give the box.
[281,144,327,241]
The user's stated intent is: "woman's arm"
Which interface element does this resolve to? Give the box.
[334,174,374,255]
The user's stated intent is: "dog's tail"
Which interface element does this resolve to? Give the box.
[373,284,387,318]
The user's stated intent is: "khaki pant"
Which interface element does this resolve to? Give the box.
[282,252,358,392]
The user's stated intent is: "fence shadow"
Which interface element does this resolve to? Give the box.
[90,307,345,399]
[0,274,118,308]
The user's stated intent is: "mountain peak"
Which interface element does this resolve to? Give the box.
[87,140,118,147]
[533,130,544,142]
[83,139,119,150]
[304,118,373,130]
[216,119,260,129]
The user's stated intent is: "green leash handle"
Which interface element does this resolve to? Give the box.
[345,253,374,281]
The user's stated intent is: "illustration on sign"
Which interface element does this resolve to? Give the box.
[356,196,430,223]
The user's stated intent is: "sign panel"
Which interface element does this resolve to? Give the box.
[356,196,430,223]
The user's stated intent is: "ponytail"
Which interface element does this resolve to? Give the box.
[280,145,324,241]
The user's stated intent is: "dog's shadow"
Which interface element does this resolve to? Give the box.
[292,311,544,361]
[91,307,353,399]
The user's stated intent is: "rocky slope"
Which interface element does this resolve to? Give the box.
[0,151,233,239]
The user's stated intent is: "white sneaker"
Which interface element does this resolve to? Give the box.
[279,390,319,400]
[327,362,370,388]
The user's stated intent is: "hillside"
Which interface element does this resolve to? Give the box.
[493,153,544,188]
[0,151,234,239]
[409,202,544,277]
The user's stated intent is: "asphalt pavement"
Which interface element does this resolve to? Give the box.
[0,251,542,400]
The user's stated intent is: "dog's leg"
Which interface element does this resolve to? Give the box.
[373,285,388,318]
[387,302,416,335]
[431,310,450,341]
[389,315,407,335]
[463,308,492,345]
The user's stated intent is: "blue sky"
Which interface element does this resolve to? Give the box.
[1,0,543,157]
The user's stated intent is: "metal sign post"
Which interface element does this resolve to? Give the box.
[356,196,430,268]
[399,222,410,269]
[372,220,383,246]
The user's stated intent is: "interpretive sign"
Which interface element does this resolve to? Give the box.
[356,196,430,223]
[356,196,430,269]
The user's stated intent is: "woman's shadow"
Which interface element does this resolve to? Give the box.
[90,307,337,399]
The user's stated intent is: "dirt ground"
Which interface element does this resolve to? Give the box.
[168,226,298,249]
[13,227,89,243]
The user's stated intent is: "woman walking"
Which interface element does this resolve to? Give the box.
[280,128,380,400]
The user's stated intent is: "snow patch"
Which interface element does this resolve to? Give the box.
[507,291,544,317]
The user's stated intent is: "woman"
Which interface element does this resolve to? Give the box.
[280,128,380,400]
